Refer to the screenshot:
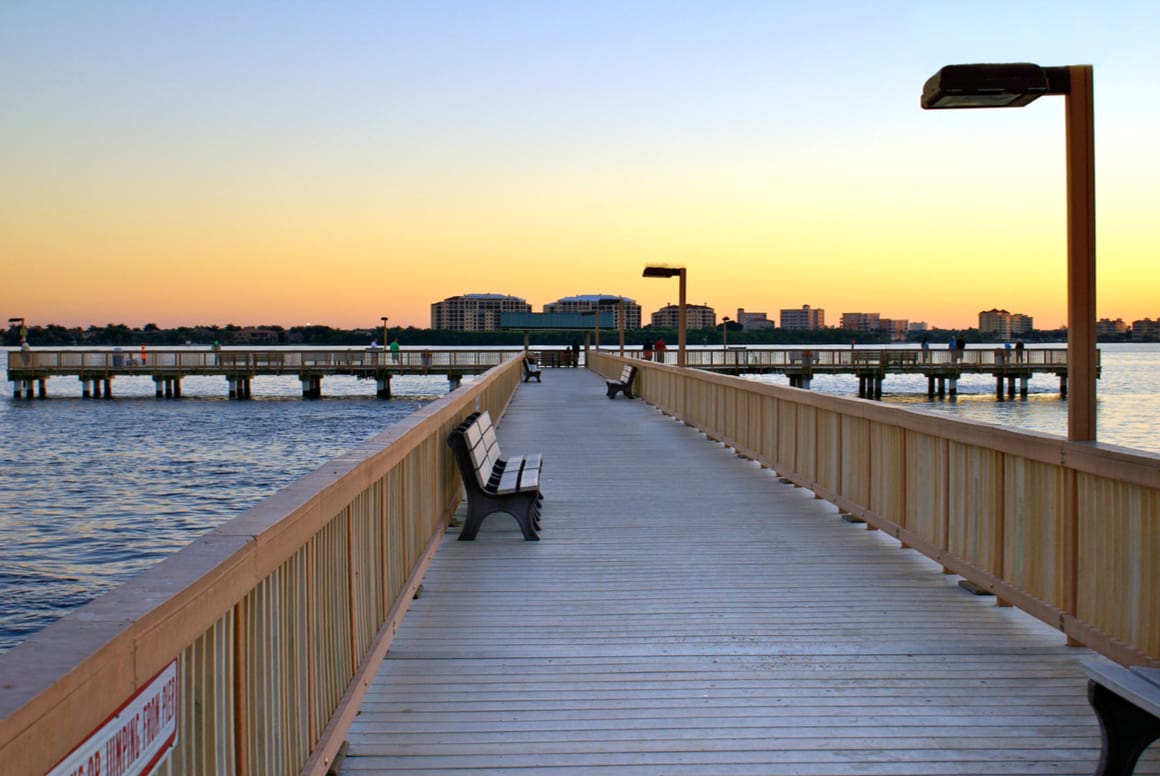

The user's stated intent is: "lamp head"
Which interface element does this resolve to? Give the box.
[921,63,1070,109]
[643,265,683,278]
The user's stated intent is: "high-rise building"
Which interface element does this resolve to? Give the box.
[544,294,641,329]
[1096,318,1128,337]
[979,309,1033,338]
[839,312,880,332]
[736,309,774,331]
[879,319,910,342]
[979,309,1012,339]
[1132,318,1160,339]
[1010,314,1033,335]
[779,305,824,330]
[431,293,531,331]
[651,304,715,330]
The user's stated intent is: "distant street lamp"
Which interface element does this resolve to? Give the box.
[8,317,26,344]
[921,62,1096,442]
[642,265,687,367]
[721,316,731,352]
[380,316,389,347]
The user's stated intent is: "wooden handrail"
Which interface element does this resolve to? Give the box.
[588,351,1158,667]
[0,355,524,775]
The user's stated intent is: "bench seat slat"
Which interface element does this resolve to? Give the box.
[519,464,540,491]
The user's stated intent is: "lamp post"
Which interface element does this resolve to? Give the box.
[643,265,687,367]
[721,316,731,352]
[921,62,1096,442]
[618,297,626,356]
[8,317,26,344]
[380,316,389,347]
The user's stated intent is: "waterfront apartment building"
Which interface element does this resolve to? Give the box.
[880,319,910,342]
[544,295,642,330]
[736,309,774,331]
[651,304,715,330]
[779,305,824,330]
[979,309,1034,339]
[839,312,880,333]
[1132,318,1160,339]
[431,293,532,331]
[1097,318,1129,337]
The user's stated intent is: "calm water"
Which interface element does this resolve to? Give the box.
[2,343,1157,653]
[0,349,456,653]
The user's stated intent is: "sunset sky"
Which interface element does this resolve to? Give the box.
[3,1,1158,331]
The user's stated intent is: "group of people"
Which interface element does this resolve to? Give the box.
[919,335,1025,364]
[368,338,402,363]
[641,337,668,362]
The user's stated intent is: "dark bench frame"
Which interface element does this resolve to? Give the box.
[1083,657,1160,775]
[605,364,637,399]
[522,356,542,382]
[447,411,543,541]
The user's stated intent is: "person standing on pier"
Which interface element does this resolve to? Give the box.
[921,335,930,363]
[390,338,400,363]
[1015,338,1025,363]
[654,337,667,363]
[643,339,653,361]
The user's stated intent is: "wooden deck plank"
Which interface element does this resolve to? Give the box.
[340,368,1160,775]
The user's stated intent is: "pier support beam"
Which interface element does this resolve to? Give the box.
[948,377,958,397]
[102,378,112,398]
[1020,377,1030,397]
[228,376,252,399]
[301,375,322,399]
[448,375,462,391]
[376,375,392,399]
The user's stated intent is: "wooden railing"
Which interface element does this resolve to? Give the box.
[589,352,1159,667]
[0,355,524,775]
[6,347,523,375]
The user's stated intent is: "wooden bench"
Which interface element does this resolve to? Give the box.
[605,364,637,399]
[1083,656,1160,775]
[447,411,543,541]
[522,356,542,382]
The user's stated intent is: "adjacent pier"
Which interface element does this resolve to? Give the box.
[5,347,517,399]
[6,346,1087,400]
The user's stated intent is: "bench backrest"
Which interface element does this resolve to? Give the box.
[464,411,502,489]
[621,365,635,382]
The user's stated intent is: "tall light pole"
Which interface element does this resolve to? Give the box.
[721,316,731,352]
[8,317,26,344]
[618,297,626,355]
[380,316,389,347]
[921,62,1096,442]
[643,265,687,367]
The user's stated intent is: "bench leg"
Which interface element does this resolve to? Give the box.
[1088,680,1160,776]
[458,492,541,541]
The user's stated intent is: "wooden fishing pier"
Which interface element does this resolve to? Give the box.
[0,353,1156,775]
[6,345,1086,401]
[5,347,521,399]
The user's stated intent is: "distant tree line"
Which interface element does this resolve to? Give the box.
[2,321,1082,349]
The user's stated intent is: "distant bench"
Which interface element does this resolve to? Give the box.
[522,356,542,383]
[447,411,543,541]
[1083,656,1160,775]
[605,365,637,399]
